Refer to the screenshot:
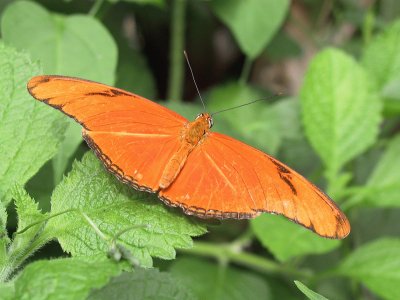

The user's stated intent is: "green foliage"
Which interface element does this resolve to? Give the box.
[337,238,400,300]
[1,0,119,186]
[170,257,270,300]
[294,281,329,300]
[251,214,339,262]
[210,0,289,58]
[12,258,121,300]
[88,268,194,300]
[46,152,206,267]
[0,1,399,299]
[362,20,400,92]
[363,134,400,206]
[362,19,400,114]
[0,42,66,204]
[300,48,381,191]
[207,82,288,154]
[1,0,117,85]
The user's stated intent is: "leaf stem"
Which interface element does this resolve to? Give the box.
[80,211,107,240]
[14,208,77,237]
[167,0,187,102]
[239,56,253,84]
[89,0,105,17]
[180,241,312,278]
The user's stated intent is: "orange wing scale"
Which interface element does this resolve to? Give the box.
[28,75,350,239]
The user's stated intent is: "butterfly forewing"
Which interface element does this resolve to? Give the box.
[28,75,186,191]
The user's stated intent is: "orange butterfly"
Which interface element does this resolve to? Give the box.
[27,75,350,239]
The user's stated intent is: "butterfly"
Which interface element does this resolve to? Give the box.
[27,75,350,239]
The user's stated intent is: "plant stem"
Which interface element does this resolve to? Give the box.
[14,209,77,237]
[89,0,105,17]
[167,0,187,102]
[180,241,312,278]
[239,56,253,84]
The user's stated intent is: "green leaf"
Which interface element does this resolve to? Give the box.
[362,20,400,91]
[3,186,50,281]
[88,268,195,300]
[47,152,207,267]
[0,42,66,204]
[170,257,270,300]
[210,0,289,58]
[300,48,381,181]
[52,120,82,184]
[294,281,329,300]
[337,238,400,300]
[207,82,281,154]
[1,0,117,84]
[362,134,400,207]
[116,47,156,99]
[362,20,400,115]
[251,214,340,262]
[12,258,121,300]
[0,282,14,300]
[12,185,46,236]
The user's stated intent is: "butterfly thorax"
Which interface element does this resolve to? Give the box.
[184,113,212,145]
[159,113,212,189]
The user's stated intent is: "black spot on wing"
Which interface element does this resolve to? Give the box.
[85,88,131,98]
[268,156,297,195]
[110,88,131,96]
[270,157,291,174]
[279,174,297,195]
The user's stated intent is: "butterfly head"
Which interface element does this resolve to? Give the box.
[196,113,213,129]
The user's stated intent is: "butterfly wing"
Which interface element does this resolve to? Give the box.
[160,132,350,239]
[28,75,187,191]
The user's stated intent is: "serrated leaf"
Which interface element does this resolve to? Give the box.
[210,0,289,58]
[47,152,207,267]
[9,186,48,263]
[362,20,400,91]
[294,281,329,300]
[361,134,400,207]
[337,238,400,300]
[0,42,66,204]
[4,186,50,279]
[1,0,118,186]
[251,214,340,262]
[88,268,195,300]
[170,257,270,300]
[12,258,121,300]
[1,0,117,85]
[207,82,281,154]
[12,185,45,233]
[300,48,381,180]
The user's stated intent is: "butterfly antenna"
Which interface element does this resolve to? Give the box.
[211,93,283,116]
[184,51,206,111]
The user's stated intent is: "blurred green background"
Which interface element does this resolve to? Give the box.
[1,0,400,299]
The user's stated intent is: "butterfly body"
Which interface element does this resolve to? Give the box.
[160,113,212,189]
[27,75,350,239]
